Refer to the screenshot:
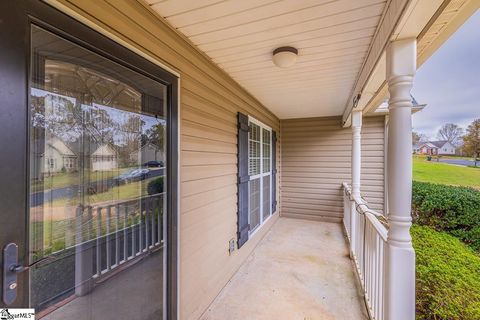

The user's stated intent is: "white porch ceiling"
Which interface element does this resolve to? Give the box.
[146,0,389,119]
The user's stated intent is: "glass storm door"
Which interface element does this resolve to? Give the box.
[0,1,178,319]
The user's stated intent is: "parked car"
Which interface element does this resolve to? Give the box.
[115,168,150,185]
[143,160,164,168]
[128,168,150,182]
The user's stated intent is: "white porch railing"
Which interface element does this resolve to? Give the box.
[342,183,388,320]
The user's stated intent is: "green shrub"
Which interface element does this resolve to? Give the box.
[147,176,164,195]
[412,181,480,251]
[412,225,480,319]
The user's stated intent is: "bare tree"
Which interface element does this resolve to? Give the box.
[463,119,480,167]
[412,131,428,145]
[437,123,464,146]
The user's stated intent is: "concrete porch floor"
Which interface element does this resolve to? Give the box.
[41,251,163,320]
[200,218,368,320]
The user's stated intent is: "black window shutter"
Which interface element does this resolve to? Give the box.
[272,130,277,213]
[237,112,249,248]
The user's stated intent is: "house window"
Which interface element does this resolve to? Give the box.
[248,117,272,234]
[47,158,55,169]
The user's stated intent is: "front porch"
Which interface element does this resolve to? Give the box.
[201,218,368,320]
[0,1,476,319]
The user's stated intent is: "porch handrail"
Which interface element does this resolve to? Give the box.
[343,183,388,320]
[352,195,388,241]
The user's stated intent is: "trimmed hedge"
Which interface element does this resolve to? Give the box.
[412,225,480,320]
[147,176,164,195]
[412,181,480,251]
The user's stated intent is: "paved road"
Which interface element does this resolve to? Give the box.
[31,168,164,206]
[438,159,477,167]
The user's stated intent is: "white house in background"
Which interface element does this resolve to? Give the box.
[415,140,456,155]
[91,144,118,171]
[433,140,456,155]
[43,137,77,173]
[129,142,164,164]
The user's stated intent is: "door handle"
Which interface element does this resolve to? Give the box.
[3,243,57,305]
[3,242,19,305]
[9,264,28,273]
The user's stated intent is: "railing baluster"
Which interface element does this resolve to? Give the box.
[115,204,120,267]
[106,206,111,271]
[375,231,378,317]
[139,201,144,254]
[96,207,102,277]
[380,239,385,320]
[123,204,128,262]
[132,204,136,258]
[151,197,155,248]
[372,231,375,317]
[145,198,149,250]
[378,238,382,320]
[157,195,163,244]
[365,220,373,305]
[371,228,376,317]
[366,221,370,297]
[360,215,364,284]
[365,222,369,298]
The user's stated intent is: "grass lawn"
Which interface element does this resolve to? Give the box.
[33,168,131,191]
[46,177,155,208]
[413,155,480,189]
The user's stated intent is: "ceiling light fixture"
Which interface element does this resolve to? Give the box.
[272,46,298,68]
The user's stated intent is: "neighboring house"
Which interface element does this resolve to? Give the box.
[416,140,456,155]
[1,2,474,320]
[433,140,456,155]
[129,142,164,164]
[91,144,118,171]
[412,143,421,154]
[416,141,439,155]
[42,137,78,173]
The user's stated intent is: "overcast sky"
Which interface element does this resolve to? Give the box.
[411,10,479,139]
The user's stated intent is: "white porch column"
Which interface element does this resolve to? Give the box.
[351,111,362,198]
[385,38,416,320]
[350,111,362,257]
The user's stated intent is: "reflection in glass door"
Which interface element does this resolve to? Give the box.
[29,25,168,319]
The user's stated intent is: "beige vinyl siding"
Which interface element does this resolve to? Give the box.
[281,116,385,222]
[281,117,351,222]
[361,116,385,213]
[48,1,280,320]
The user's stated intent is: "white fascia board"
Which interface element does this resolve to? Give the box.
[342,0,445,126]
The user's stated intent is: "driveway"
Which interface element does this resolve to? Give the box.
[438,158,476,167]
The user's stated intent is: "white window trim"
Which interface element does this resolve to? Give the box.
[247,116,273,237]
